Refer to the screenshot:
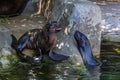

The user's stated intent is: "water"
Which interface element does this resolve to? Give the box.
[0,41,120,80]
[0,55,88,80]
[100,41,120,80]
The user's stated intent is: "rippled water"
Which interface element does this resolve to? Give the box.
[100,42,120,80]
[0,41,120,80]
[0,56,88,80]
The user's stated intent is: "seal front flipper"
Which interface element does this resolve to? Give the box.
[32,55,43,64]
[17,35,36,64]
[48,51,69,61]
[74,31,98,66]
[32,51,43,64]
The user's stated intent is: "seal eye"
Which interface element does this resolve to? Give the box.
[49,23,57,29]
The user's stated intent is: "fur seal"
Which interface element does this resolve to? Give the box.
[74,31,98,67]
[12,21,69,64]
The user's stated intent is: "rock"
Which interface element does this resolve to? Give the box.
[21,0,36,16]
[50,0,101,80]
[49,0,101,65]
[0,26,12,48]
[102,31,120,42]
[0,26,18,69]
[0,0,29,17]
[100,2,120,42]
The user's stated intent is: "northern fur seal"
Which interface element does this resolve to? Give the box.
[74,31,98,67]
[12,21,69,64]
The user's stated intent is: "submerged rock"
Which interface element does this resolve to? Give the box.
[0,26,18,69]
[0,48,18,69]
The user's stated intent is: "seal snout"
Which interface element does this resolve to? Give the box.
[55,27,62,32]
[74,31,82,41]
[49,21,62,32]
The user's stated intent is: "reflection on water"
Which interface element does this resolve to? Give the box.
[0,58,100,80]
[0,56,88,80]
[100,42,120,80]
[0,42,119,80]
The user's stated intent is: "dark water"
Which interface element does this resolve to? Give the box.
[0,56,88,80]
[0,42,120,80]
[100,42,120,80]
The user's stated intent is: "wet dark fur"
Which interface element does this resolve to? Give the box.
[74,31,99,67]
[12,21,68,64]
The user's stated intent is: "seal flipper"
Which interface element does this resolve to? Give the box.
[32,50,43,64]
[17,35,35,64]
[74,31,98,66]
[11,35,35,64]
[48,51,69,61]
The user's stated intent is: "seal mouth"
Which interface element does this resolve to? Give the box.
[56,27,62,31]
[49,21,62,32]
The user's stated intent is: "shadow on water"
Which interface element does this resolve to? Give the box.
[100,41,120,80]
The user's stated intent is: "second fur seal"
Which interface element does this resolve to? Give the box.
[74,31,99,67]
[12,21,69,64]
